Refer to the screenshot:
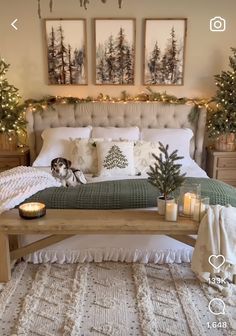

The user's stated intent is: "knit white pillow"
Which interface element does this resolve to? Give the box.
[134,141,161,174]
[96,141,136,177]
[71,138,110,174]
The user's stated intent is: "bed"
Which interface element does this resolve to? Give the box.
[20,101,208,264]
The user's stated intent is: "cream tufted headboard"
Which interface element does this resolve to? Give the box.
[26,102,207,167]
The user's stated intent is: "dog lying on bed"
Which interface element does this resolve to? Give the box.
[51,157,87,187]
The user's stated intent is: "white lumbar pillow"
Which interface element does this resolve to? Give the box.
[140,128,193,163]
[92,126,140,140]
[33,127,92,167]
[96,141,136,177]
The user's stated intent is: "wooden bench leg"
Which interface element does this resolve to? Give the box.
[9,235,19,251]
[0,233,11,283]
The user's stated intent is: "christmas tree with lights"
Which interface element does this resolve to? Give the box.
[208,48,236,138]
[0,58,26,137]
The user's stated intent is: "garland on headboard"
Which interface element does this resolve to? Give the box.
[20,87,212,124]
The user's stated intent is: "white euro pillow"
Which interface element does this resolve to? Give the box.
[33,127,92,167]
[141,128,193,163]
[92,126,140,140]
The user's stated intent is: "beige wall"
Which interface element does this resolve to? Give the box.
[1,0,236,100]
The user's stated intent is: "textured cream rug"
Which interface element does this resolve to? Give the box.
[0,262,236,336]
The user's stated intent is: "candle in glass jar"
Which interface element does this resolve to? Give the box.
[193,200,206,222]
[165,203,178,222]
[183,193,196,215]
[19,202,46,219]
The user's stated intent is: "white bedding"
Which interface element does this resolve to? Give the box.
[20,161,208,264]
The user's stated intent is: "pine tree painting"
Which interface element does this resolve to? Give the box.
[45,20,87,85]
[95,19,135,85]
[103,145,128,169]
[144,19,186,85]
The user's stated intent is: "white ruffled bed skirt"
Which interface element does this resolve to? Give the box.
[21,234,194,264]
[24,248,193,264]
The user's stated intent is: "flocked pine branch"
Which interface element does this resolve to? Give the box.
[147,142,186,200]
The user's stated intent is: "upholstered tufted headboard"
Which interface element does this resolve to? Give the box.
[26,102,207,166]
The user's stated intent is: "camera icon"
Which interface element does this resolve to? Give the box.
[210,16,226,32]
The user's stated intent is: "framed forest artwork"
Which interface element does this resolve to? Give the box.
[45,19,87,85]
[95,19,135,85]
[144,19,187,86]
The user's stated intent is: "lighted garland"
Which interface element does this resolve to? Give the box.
[19,87,213,125]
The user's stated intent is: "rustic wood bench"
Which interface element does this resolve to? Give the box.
[0,209,199,282]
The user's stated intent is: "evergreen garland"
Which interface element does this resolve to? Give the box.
[19,87,210,127]
[0,59,26,135]
[147,142,186,200]
[207,48,236,138]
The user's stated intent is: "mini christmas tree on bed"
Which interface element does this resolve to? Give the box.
[147,142,186,200]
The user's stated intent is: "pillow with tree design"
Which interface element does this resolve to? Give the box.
[96,141,136,177]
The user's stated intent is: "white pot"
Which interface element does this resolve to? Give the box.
[157,197,175,215]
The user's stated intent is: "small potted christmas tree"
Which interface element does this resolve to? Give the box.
[207,48,236,151]
[0,58,26,150]
[147,142,186,215]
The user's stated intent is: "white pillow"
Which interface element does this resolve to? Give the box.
[141,128,193,162]
[71,138,110,174]
[92,126,140,140]
[96,141,136,177]
[33,127,92,167]
[134,141,161,174]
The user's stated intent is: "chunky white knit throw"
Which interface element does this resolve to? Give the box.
[192,205,236,294]
[0,166,61,214]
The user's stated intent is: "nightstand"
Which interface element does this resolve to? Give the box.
[206,149,236,187]
[0,147,30,172]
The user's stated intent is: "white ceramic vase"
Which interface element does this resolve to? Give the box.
[157,196,175,215]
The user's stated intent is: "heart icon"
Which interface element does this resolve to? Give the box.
[208,255,226,270]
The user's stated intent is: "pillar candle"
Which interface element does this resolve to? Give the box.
[165,203,178,222]
[193,200,206,222]
[183,193,196,215]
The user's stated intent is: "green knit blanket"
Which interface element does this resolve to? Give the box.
[23,177,236,209]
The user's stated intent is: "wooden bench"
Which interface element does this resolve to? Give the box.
[0,209,199,282]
